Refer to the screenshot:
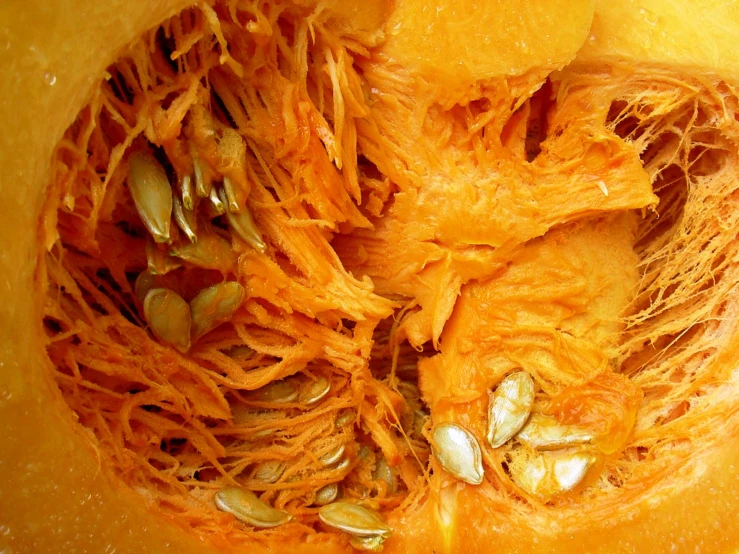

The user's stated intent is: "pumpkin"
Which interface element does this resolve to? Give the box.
[2,0,739,553]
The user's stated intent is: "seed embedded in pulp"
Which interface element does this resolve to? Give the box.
[487,371,535,448]
[299,376,331,405]
[253,460,286,483]
[516,413,593,450]
[319,444,346,466]
[143,288,191,353]
[219,188,267,253]
[173,195,197,243]
[249,378,299,404]
[128,150,173,243]
[318,502,392,538]
[214,487,292,528]
[189,281,246,340]
[431,423,485,485]
[171,231,237,274]
[509,450,595,497]
[350,535,387,552]
[313,483,339,506]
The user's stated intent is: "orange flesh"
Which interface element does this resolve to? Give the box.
[26,0,739,552]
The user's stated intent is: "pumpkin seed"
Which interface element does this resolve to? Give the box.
[222,176,242,212]
[334,457,351,472]
[431,423,484,485]
[134,270,157,303]
[146,238,181,275]
[143,288,191,353]
[190,281,246,339]
[320,444,346,466]
[173,195,197,243]
[335,410,356,428]
[318,502,392,538]
[314,483,339,506]
[299,376,331,405]
[510,450,595,497]
[181,174,194,210]
[224,345,255,359]
[516,413,593,450]
[214,487,291,528]
[487,371,535,448]
[253,460,286,483]
[219,188,266,253]
[350,535,386,552]
[193,155,211,197]
[128,150,173,243]
[249,379,299,404]
[209,186,226,214]
[171,232,237,273]
[374,457,398,494]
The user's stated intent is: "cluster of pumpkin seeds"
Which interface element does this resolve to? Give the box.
[430,370,595,497]
[127,146,265,352]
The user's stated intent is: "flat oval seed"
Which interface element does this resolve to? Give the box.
[299,377,331,405]
[215,487,291,528]
[374,457,398,494]
[314,483,339,506]
[318,502,392,538]
[190,281,246,339]
[222,176,242,212]
[181,174,194,210]
[146,237,181,275]
[350,535,386,552]
[171,232,237,274]
[128,150,173,243]
[253,460,286,483]
[173,195,197,243]
[219,188,266,253]
[510,451,595,497]
[249,379,299,404]
[209,186,226,214]
[193,155,212,198]
[335,410,356,428]
[134,270,157,303]
[516,413,593,450]
[487,371,535,448]
[319,444,346,466]
[143,288,191,353]
[431,423,484,485]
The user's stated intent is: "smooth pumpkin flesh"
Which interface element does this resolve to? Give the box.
[27,0,739,552]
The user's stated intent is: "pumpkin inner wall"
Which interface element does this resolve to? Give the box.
[4,1,735,547]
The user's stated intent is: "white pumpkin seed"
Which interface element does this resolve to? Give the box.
[253,460,286,483]
[190,281,246,339]
[181,174,194,210]
[193,155,211,198]
[249,379,299,404]
[146,237,181,275]
[222,176,242,212]
[299,376,331,405]
[516,413,593,450]
[510,450,595,497]
[313,483,339,506]
[431,423,484,485]
[143,288,191,353]
[318,502,392,538]
[219,188,266,253]
[209,186,226,214]
[319,444,346,467]
[335,410,356,428]
[134,270,157,303]
[214,487,291,528]
[350,535,386,552]
[128,150,173,243]
[374,457,398,494]
[171,232,237,274]
[487,371,535,448]
[173,195,197,243]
